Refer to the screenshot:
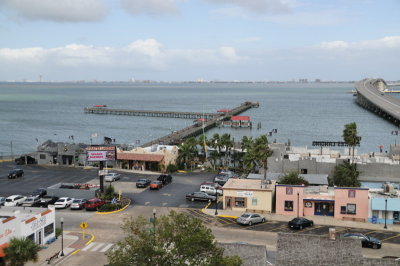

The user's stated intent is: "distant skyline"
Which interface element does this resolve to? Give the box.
[0,0,400,82]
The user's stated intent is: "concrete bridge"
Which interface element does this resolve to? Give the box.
[355,78,400,125]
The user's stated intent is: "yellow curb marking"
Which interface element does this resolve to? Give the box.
[218,215,239,219]
[364,230,380,235]
[96,199,131,215]
[381,233,400,242]
[71,249,81,255]
[86,233,95,246]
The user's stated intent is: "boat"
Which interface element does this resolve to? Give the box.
[93,104,107,108]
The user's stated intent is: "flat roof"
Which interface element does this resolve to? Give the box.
[223,179,274,190]
[231,116,250,121]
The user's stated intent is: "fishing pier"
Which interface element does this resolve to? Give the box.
[84,101,259,147]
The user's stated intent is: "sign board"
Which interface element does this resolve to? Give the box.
[312,141,356,147]
[80,222,88,229]
[236,191,253,197]
[87,146,116,161]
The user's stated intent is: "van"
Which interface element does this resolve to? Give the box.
[200,185,223,196]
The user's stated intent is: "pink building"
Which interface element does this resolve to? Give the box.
[276,185,369,222]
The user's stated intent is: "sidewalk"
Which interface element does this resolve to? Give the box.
[26,231,91,266]
[203,207,400,232]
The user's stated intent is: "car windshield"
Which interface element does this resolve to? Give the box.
[241,214,251,218]
[138,179,147,182]
[57,199,65,202]
[72,200,81,203]
[25,198,33,202]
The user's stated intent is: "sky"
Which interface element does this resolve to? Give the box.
[0,0,400,82]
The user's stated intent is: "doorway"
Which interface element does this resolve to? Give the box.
[314,202,334,216]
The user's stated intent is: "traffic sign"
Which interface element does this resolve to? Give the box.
[80,222,88,229]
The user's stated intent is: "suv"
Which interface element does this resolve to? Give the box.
[157,174,172,185]
[200,184,223,196]
[8,169,24,179]
[4,195,26,206]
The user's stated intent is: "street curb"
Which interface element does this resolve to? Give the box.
[86,233,95,246]
[218,215,239,219]
[96,199,131,215]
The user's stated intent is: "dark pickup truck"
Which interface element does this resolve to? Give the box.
[38,196,59,207]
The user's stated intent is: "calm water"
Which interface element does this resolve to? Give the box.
[0,82,399,156]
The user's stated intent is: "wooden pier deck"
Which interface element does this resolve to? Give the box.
[140,101,259,147]
[84,107,219,119]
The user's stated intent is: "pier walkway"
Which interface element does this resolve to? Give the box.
[82,101,259,147]
[355,78,400,125]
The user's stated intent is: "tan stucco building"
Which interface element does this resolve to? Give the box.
[222,179,276,214]
[116,144,178,171]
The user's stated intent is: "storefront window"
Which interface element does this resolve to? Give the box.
[44,223,54,237]
[235,197,245,208]
[27,233,35,242]
[252,198,257,206]
[284,200,293,211]
[347,204,356,214]
[340,206,346,214]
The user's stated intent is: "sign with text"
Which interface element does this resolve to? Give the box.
[236,191,253,197]
[87,146,116,161]
[311,141,360,147]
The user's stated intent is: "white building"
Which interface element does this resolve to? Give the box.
[0,206,56,258]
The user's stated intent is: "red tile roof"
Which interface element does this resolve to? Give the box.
[117,153,164,162]
[231,116,250,121]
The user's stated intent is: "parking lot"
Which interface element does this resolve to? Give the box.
[2,162,400,247]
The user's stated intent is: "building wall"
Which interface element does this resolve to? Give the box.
[275,185,304,216]
[223,189,273,213]
[334,188,369,222]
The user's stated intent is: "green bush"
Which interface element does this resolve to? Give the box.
[98,203,123,212]
[166,164,179,173]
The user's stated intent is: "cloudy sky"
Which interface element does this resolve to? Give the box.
[0,0,399,81]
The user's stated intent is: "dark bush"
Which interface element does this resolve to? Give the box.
[166,164,179,173]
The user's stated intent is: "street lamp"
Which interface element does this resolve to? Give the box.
[384,198,388,229]
[60,217,64,256]
[152,208,156,234]
[215,184,219,215]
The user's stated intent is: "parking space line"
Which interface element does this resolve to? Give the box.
[381,234,400,242]
[365,230,380,235]
[334,227,349,233]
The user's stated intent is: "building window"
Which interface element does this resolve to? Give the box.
[300,169,307,174]
[284,201,294,211]
[347,204,356,214]
[40,154,46,159]
[235,197,245,208]
[252,198,257,206]
[44,223,54,237]
[286,187,293,195]
[348,190,356,198]
[340,206,346,214]
[27,233,35,242]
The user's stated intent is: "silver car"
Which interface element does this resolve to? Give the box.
[104,173,121,182]
[236,213,266,226]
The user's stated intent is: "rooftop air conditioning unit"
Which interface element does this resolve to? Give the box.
[384,183,394,194]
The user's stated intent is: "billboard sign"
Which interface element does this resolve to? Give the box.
[87,146,116,161]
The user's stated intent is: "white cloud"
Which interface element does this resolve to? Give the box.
[0,0,107,22]
[0,39,246,75]
[120,0,181,15]
[205,0,293,14]
[315,36,400,51]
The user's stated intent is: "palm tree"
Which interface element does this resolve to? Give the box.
[241,136,253,152]
[177,139,198,169]
[230,150,243,169]
[342,122,361,163]
[4,237,41,266]
[208,150,220,170]
[221,133,234,167]
[332,160,360,187]
[242,135,272,177]
[210,133,222,154]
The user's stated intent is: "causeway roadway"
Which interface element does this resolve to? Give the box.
[355,78,400,125]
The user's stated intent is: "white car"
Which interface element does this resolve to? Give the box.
[4,195,26,206]
[54,197,73,209]
[104,173,121,182]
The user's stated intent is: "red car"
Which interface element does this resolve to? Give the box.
[84,198,105,211]
[149,180,163,190]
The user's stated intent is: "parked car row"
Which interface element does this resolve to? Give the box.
[136,174,173,190]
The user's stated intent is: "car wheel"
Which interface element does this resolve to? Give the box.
[249,221,253,226]
[262,218,265,223]
[372,244,378,249]
[299,225,303,230]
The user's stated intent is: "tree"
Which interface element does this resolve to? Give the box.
[4,237,41,266]
[106,210,242,266]
[279,171,309,186]
[210,133,222,154]
[242,135,272,177]
[177,138,198,169]
[342,122,361,162]
[240,136,253,152]
[332,160,361,187]
[220,133,234,167]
